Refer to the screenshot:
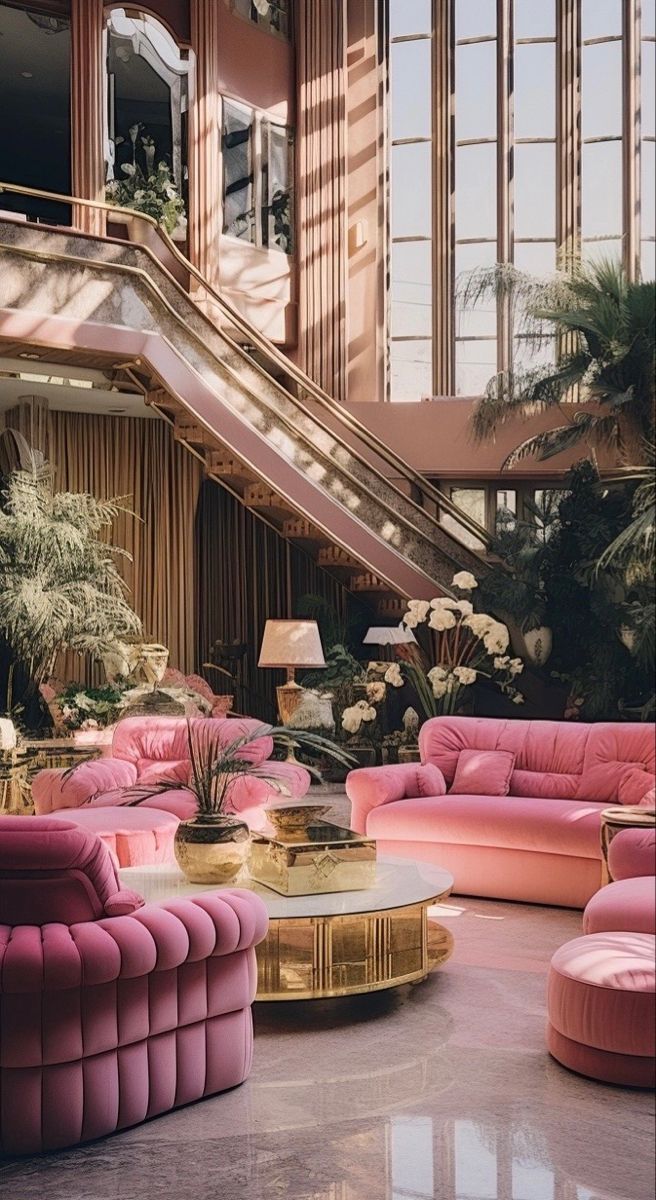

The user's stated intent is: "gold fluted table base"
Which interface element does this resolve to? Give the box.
[256,901,453,1001]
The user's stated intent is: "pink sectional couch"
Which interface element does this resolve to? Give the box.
[547,826,655,1087]
[0,817,269,1153]
[347,716,655,908]
[32,716,311,864]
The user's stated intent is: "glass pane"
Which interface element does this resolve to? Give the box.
[391,241,432,337]
[233,0,289,38]
[496,488,517,529]
[262,122,293,254]
[455,142,497,239]
[642,39,655,140]
[389,0,432,38]
[455,0,497,39]
[455,242,497,336]
[641,240,656,280]
[582,237,623,264]
[455,339,497,395]
[514,43,556,138]
[513,242,557,275]
[514,332,556,368]
[222,101,254,242]
[455,41,497,140]
[391,142,432,237]
[391,38,432,140]
[514,0,555,39]
[643,0,656,38]
[582,40,623,139]
[514,143,556,238]
[390,340,432,401]
[581,0,622,39]
[443,493,488,550]
[582,140,622,236]
[641,140,655,245]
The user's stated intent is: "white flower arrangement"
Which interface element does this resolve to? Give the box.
[384,663,404,688]
[400,574,525,715]
[341,699,377,736]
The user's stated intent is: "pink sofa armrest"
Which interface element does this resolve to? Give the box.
[346,763,447,834]
[0,890,269,993]
[32,759,139,814]
[608,828,656,881]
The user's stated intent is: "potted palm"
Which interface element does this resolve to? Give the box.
[122,719,355,884]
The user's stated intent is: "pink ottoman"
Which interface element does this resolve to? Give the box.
[583,876,656,936]
[547,932,656,1087]
[48,806,179,867]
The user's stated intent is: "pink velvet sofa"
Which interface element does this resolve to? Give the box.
[0,817,268,1153]
[33,715,311,828]
[347,716,655,908]
[546,826,655,1087]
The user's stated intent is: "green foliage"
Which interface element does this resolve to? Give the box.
[539,462,654,720]
[106,124,185,234]
[459,259,655,468]
[479,495,561,632]
[0,468,142,710]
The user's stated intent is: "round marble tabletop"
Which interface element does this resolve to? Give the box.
[119,856,454,921]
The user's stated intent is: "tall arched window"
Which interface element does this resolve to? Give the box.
[387,0,656,401]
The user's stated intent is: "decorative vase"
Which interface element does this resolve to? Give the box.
[522,626,553,667]
[174,813,250,885]
[398,745,421,763]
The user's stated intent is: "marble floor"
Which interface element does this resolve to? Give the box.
[2,798,654,1199]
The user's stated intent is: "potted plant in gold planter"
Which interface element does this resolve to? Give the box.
[124,720,354,884]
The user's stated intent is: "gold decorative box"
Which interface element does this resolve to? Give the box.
[249,822,377,896]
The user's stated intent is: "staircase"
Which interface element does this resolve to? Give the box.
[0,187,491,612]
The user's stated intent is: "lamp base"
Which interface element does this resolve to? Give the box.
[276,682,304,762]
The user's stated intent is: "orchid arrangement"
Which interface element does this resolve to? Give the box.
[401,572,525,717]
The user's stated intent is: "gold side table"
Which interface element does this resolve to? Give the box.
[600,805,656,884]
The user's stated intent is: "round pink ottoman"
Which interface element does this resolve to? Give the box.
[547,932,656,1087]
[583,876,656,936]
[48,806,179,867]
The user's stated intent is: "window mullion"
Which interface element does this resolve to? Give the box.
[254,112,263,249]
[497,0,513,374]
[557,0,581,271]
[433,0,455,395]
[623,0,641,279]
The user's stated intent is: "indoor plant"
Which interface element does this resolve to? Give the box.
[400,573,525,717]
[123,719,355,883]
[106,124,186,235]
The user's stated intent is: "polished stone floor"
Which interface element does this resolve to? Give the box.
[2,792,654,1198]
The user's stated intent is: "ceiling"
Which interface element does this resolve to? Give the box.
[0,355,158,419]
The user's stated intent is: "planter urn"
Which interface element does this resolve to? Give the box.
[174,813,250,885]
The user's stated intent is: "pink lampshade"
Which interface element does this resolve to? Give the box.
[258,620,326,669]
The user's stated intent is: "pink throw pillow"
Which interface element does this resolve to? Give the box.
[450,748,515,796]
[618,767,656,807]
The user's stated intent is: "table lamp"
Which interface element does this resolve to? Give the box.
[363,625,417,646]
[258,619,326,729]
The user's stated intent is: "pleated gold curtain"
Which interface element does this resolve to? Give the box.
[196,480,350,721]
[295,0,348,401]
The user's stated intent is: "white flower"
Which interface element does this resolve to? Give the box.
[428,607,457,632]
[431,679,448,698]
[427,666,448,683]
[430,597,459,610]
[455,600,473,616]
[482,620,510,655]
[453,666,477,685]
[366,682,386,704]
[494,656,510,669]
[403,599,431,627]
[341,705,363,735]
[509,657,524,676]
[452,571,478,591]
[512,692,525,704]
[384,663,404,688]
[463,612,494,640]
[121,162,136,177]
[354,700,377,722]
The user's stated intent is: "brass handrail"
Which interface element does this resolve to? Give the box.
[0,179,492,548]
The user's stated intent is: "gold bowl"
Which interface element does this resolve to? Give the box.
[265,804,330,838]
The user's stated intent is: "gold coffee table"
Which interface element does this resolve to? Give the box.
[120,856,454,1002]
[600,805,656,883]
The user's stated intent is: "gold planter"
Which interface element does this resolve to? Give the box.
[173,814,250,884]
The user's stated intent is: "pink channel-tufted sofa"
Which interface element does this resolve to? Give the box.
[347,716,656,908]
[0,817,269,1154]
[546,826,655,1086]
[33,716,311,830]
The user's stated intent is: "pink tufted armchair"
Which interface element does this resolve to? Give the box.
[0,817,268,1153]
[32,715,311,828]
